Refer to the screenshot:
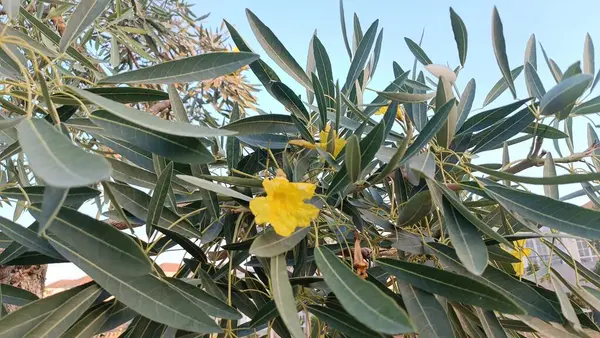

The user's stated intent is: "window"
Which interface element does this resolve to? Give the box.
[576,239,598,265]
[525,239,562,266]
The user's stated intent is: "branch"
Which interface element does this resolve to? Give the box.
[504,142,599,174]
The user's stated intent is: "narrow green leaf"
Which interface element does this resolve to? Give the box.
[270,81,310,122]
[177,175,250,202]
[470,163,600,185]
[24,284,102,338]
[376,90,434,104]
[574,95,600,115]
[518,316,578,338]
[89,110,214,165]
[400,99,456,166]
[48,234,223,334]
[246,9,312,90]
[456,79,476,130]
[0,283,38,306]
[3,0,19,21]
[312,36,335,110]
[165,278,241,319]
[17,119,111,188]
[378,258,522,314]
[405,37,432,65]
[543,153,558,199]
[307,305,386,338]
[0,282,93,338]
[370,29,384,78]
[315,247,412,335]
[107,158,188,194]
[31,206,151,276]
[475,308,508,338]
[106,182,202,238]
[71,87,234,137]
[0,216,60,259]
[271,254,304,338]
[397,191,432,227]
[491,7,516,98]
[0,117,23,130]
[152,156,177,210]
[345,135,361,182]
[562,61,582,80]
[167,85,189,123]
[548,58,564,83]
[312,74,328,129]
[435,76,458,148]
[147,162,173,231]
[364,71,410,117]
[101,52,258,84]
[540,73,593,119]
[339,0,352,59]
[442,196,488,275]
[471,104,535,153]
[549,272,581,330]
[224,114,297,135]
[398,282,453,338]
[370,136,410,184]
[588,124,600,172]
[483,66,523,106]
[524,34,537,70]
[62,301,113,338]
[51,87,169,106]
[306,32,317,104]
[524,62,546,101]
[59,0,111,53]
[250,227,309,258]
[37,186,68,235]
[484,184,600,239]
[584,33,595,75]
[450,8,468,66]
[458,98,530,135]
[342,20,378,93]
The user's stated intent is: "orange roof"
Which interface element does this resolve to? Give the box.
[46,276,92,289]
[159,262,180,273]
[582,201,598,210]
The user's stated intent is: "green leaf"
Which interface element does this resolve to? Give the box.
[562,61,582,80]
[177,175,250,202]
[525,34,537,70]
[364,71,410,117]
[345,135,361,182]
[456,79,476,130]
[17,119,111,188]
[378,258,522,314]
[483,66,523,107]
[312,74,328,129]
[152,156,177,210]
[106,158,187,194]
[398,282,453,338]
[450,8,468,66]
[518,316,578,338]
[31,206,151,276]
[165,278,241,319]
[89,110,214,165]
[370,136,410,184]
[224,114,297,135]
[250,227,309,258]
[312,36,335,108]
[49,233,223,334]
[405,37,432,65]
[306,33,317,104]
[315,247,412,335]
[342,20,378,93]
[246,10,312,90]
[100,52,258,84]
[59,0,110,52]
[491,7,516,99]
[106,182,202,238]
[51,87,169,106]
[475,308,508,338]
[339,0,352,59]
[271,254,304,338]
[524,62,546,101]
[307,305,387,338]
[62,301,114,338]
[0,284,38,306]
[543,153,558,199]
[435,76,458,148]
[441,196,488,275]
[484,184,600,239]
[37,186,68,236]
[470,163,600,185]
[524,123,567,139]
[540,73,593,119]
[270,82,310,122]
[400,99,456,165]
[584,33,595,75]
[0,116,23,130]
[471,104,535,153]
[0,215,60,259]
[24,284,102,338]
[70,87,234,137]
[147,161,173,231]
[458,98,530,135]
[0,282,94,338]
[549,272,581,330]
[3,0,19,21]
[224,20,281,91]
[376,90,435,103]
[397,191,432,226]
[574,95,600,115]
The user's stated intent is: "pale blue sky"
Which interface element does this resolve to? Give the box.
[36,1,600,281]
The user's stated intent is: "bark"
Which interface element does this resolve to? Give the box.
[0,264,47,311]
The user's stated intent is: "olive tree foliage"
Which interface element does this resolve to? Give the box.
[1,0,600,337]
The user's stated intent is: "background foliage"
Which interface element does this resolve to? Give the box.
[0,0,600,337]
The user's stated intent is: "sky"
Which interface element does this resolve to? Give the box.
[9,0,600,283]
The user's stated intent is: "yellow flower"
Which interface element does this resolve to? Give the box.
[374,104,405,121]
[249,173,319,237]
[318,125,346,158]
[232,47,240,53]
[507,240,531,277]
